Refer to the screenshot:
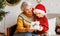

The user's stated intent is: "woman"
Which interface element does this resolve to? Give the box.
[13,1,38,36]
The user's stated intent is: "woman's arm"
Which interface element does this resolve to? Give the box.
[16,16,27,32]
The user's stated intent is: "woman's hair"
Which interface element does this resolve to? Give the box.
[21,1,32,10]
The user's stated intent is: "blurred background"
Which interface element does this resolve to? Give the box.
[0,0,60,36]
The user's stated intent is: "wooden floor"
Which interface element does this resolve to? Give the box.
[0,33,60,36]
[0,34,3,36]
[0,33,6,36]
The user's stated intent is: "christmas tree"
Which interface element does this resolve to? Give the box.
[0,0,8,21]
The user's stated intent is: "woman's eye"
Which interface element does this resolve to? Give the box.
[25,9,29,11]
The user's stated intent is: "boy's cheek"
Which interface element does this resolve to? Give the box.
[40,15,44,17]
[37,14,44,18]
[36,14,40,17]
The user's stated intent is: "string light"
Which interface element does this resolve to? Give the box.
[35,0,41,3]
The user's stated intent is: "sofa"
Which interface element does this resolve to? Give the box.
[7,14,60,36]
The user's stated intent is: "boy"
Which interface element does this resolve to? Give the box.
[33,4,49,34]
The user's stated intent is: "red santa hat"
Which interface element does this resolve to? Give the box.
[33,4,46,15]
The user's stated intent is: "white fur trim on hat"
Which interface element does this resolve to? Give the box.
[33,9,46,15]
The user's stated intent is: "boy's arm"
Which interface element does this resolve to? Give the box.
[37,18,49,34]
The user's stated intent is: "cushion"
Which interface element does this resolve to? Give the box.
[47,18,56,36]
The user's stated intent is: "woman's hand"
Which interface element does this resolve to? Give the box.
[27,28,34,32]
[30,21,40,30]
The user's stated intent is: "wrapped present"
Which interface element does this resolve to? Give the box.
[30,21,40,30]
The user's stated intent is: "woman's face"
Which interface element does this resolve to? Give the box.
[34,12,44,18]
[23,6,33,16]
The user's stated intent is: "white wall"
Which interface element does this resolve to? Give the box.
[0,0,60,33]
[42,0,60,13]
[25,0,60,13]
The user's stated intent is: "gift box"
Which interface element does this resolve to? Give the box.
[30,21,40,30]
